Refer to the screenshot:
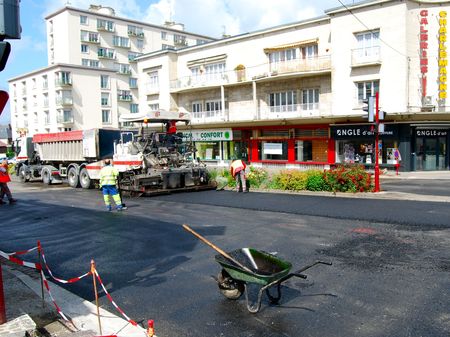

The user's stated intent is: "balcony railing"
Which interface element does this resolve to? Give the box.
[170,55,331,91]
[191,109,227,124]
[57,115,74,124]
[55,79,72,87]
[56,97,73,106]
[118,94,132,102]
[259,103,323,120]
[351,46,381,66]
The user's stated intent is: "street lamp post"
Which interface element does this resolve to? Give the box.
[374,92,380,192]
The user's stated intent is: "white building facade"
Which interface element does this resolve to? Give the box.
[135,0,450,172]
[9,4,214,138]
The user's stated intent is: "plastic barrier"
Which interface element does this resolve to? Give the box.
[0,242,150,336]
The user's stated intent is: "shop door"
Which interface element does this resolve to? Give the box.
[416,137,446,170]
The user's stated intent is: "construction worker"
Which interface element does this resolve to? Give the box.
[0,159,17,204]
[99,159,124,211]
[230,159,247,192]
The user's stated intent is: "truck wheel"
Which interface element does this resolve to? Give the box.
[79,168,92,189]
[42,168,52,185]
[67,167,80,188]
[19,167,29,183]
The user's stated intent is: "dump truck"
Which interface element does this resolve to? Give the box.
[14,128,122,187]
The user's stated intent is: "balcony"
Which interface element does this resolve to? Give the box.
[81,37,100,44]
[55,79,72,87]
[259,103,324,120]
[56,97,73,106]
[170,55,331,91]
[128,31,144,38]
[351,46,381,67]
[191,109,227,124]
[118,94,132,102]
[98,51,116,59]
[57,115,74,124]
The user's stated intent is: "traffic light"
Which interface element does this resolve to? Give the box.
[0,41,10,71]
[362,96,375,122]
[0,0,21,40]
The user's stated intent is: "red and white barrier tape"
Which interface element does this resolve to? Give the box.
[40,269,70,322]
[5,246,38,256]
[41,251,91,284]
[0,249,41,270]
[95,270,137,327]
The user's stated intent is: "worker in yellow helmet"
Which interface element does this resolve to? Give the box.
[99,159,124,211]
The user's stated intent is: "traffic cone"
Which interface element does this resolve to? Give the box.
[147,319,154,337]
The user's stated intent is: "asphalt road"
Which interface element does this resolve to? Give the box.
[1,181,450,337]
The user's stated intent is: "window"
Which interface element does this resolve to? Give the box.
[174,34,187,46]
[192,102,203,118]
[80,15,88,25]
[102,109,111,124]
[128,51,142,62]
[295,140,313,161]
[101,93,110,106]
[130,103,139,113]
[137,39,144,49]
[97,19,114,32]
[357,80,379,102]
[149,103,159,111]
[98,47,115,59]
[356,30,380,58]
[205,100,222,117]
[80,30,99,43]
[100,75,109,89]
[300,45,318,59]
[82,59,99,68]
[269,48,297,64]
[191,63,226,82]
[44,111,50,125]
[196,39,208,45]
[147,71,159,88]
[301,89,319,110]
[118,90,132,101]
[56,71,71,85]
[58,109,73,123]
[129,77,138,88]
[116,63,131,75]
[259,141,288,161]
[161,31,167,40]
[113,36,130,48]
[81,44,89,53]
[128,25,143,36]
[269,91,297,112]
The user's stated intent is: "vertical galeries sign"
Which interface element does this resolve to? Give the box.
[419,10,429,98]
[438,11,447,103]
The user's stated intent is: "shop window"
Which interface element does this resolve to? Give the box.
[336,140,396,165]
[295,140,312,161]
[259,141,288,160]
[195,142,220,160]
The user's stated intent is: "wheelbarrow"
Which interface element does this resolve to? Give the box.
[183,224,332,313]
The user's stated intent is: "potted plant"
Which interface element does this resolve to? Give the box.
[234,64,246,82]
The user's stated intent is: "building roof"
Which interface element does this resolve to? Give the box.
[45,5,215,40]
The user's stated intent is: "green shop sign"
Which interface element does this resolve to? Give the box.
[182,129,233,141]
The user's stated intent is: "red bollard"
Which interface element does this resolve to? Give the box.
[0,262,7,324]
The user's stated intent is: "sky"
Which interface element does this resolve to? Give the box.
[0,0,350,124]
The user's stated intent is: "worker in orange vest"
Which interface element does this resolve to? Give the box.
[230,159,247,192]
[0,159,17,205]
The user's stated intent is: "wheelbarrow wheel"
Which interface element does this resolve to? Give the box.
[217,269,245,300]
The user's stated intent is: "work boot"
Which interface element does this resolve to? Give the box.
[9,198,17,204]
[106,205,112,211]
[116,205,123,211]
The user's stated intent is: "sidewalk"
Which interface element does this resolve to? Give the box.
[0,260,147,337]
[380,170,450,180]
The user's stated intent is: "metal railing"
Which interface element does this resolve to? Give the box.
[351,46,381,66]
[191,109,228,124]
[170,55,331,91]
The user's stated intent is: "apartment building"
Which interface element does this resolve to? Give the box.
[9,4,214,138]
[135,0,450,172]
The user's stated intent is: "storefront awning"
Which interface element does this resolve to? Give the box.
[263,38,318,53]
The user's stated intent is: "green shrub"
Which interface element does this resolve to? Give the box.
[306,170,327,191]
[246,166,268,188]
[271,170,308,191]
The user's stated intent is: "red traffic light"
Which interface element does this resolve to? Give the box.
[0,90,9,116]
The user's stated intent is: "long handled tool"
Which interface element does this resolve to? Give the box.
[182,224,253,274]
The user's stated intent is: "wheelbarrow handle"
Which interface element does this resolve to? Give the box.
[293,260,332,275]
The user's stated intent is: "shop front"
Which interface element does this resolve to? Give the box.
[331,124,400,168]
[412,127,450,171]
[181,128,234,162]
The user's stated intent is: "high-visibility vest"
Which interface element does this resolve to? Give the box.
[99,165,118,186]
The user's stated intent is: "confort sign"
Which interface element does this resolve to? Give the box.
[182,129,233,141]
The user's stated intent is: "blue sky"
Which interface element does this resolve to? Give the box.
[0,0,346,124]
